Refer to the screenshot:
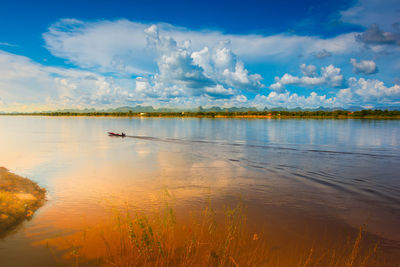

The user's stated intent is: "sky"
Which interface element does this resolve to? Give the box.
[0,0,400,112]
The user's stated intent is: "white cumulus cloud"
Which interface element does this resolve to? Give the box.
[300,64,317,77]
[348,77,400,101]
[252,91,337,109]
[138,25,264,98]
[269,64,344,92]
[350,58,378,75]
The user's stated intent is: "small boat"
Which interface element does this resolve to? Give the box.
[108,132,126,137]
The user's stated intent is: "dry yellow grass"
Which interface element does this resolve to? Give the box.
[0,167,46,235]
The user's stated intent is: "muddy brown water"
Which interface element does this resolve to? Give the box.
[0,116,399,266]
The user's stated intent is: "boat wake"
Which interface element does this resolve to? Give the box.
[123,135,399,159]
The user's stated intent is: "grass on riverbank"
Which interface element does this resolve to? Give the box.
[0,167,46,236]
[51,197,385,267]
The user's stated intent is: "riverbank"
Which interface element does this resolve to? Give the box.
[0,167,46,236]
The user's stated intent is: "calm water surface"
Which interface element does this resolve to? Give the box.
[0,116,399,266]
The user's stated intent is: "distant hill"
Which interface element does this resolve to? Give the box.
[200,106,258,112]
[47,105,262,113]
[372,105,400,111]
[264,106,344,112]
[110,106,156,113]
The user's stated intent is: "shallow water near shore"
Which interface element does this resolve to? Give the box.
[0,116,399,266]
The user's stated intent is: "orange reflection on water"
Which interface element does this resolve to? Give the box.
[0,116,399,266]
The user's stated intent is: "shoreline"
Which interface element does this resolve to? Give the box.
[0,167,46,237]
[1,113,400,119]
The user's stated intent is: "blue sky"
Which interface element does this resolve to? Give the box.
[0,0,399,111]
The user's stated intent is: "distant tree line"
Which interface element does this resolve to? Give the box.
[1,109,400,118]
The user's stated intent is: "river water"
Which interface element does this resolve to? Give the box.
[0,116,399,266]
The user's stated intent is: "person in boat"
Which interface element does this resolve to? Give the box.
[121,132,126,137]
